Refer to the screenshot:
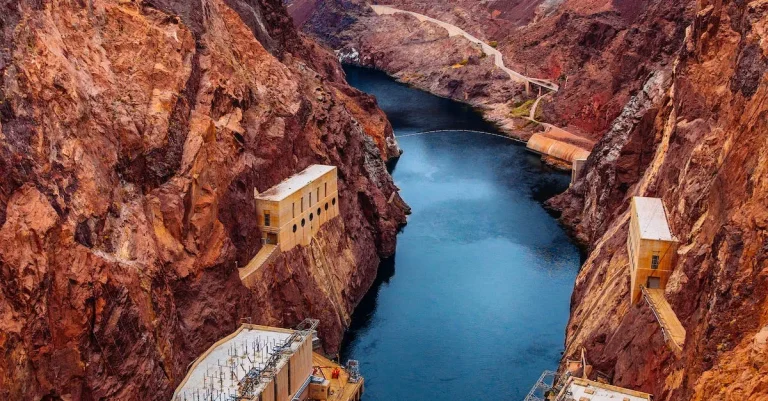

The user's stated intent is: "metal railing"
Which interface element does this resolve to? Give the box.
[523,370,558,401]
[640,286,683,355]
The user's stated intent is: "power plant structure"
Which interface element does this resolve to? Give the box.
[627,196,686,356]
[239,165,340,288]
[173,319,364,401]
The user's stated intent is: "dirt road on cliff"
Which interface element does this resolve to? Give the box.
[370,4,559,92]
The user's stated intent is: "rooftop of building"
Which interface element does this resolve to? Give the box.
[632,196,675,241]
[255,165,336,202]
[172,324,305,401]
[561,378,652,401]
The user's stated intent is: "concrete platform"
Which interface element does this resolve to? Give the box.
[312,353,364,401]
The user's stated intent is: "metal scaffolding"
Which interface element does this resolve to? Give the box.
[174,319,320,401]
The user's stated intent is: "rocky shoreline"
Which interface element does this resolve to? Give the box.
[292,1,768,399]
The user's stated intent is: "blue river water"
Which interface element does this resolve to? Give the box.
[340,66,581,400]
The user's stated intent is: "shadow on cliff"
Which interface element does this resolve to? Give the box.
[338,254,396,360]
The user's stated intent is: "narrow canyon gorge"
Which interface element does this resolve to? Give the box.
[0,0,407,399]
[290,0,768,400]
[0,0,766,400]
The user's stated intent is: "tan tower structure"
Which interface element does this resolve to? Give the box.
[240,165,340,288]
[627,196,679,304]
[173,320,365,401]
[254,165,339,252]
[172,323,315,401]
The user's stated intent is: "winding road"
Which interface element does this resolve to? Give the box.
[371,4,559,92]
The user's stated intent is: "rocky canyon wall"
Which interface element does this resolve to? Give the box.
[293,0,768,399]
[550,0,768,399]
[0,0,406,399]
[288,0,690,142]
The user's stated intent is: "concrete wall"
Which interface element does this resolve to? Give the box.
[255,168,340,252]
[256,335,313,401]
[289,339,313,397]
[262,380,276,401]
[628,201,678,304]
[526,133,591,164]
[571,158,587,184]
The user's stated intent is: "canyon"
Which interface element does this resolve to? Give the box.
[0,0,766,399]
[291,0,768,400]
[0,0,407,399]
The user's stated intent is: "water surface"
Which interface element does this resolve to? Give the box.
[341,66,580,400]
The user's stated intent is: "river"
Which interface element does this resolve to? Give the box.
[340,66,581,400]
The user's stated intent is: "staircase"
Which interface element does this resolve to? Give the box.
[239,244,279,288]
[642,287,686,356]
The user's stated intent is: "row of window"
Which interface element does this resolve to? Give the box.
[265,197,336,228]
[292,183,330,218]
[292,199,336,232]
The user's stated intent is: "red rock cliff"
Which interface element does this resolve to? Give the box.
[549,1,768,399]
[289,0,689,142]
[295,0,768,398]
[0,0,407,399]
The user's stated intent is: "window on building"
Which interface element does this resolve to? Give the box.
[325,203,329,211]
[301,218,305,227]
[318,207,321,216]
[310,213,314,221]
[310,192,312,206]
[301,197,304,212]
[332,197,336,206]
[293,224,297,233]
[647,276,661,289]
[651,254,660,270]
[317,188,320,202]
[325,182,327,197]
[264,212,271,227]
[292,203,295,218]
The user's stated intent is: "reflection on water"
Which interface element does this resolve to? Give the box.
[341,66,580,400]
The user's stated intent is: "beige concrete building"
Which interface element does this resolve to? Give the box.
[172,324,314,401]
[526,133,591,166]
[570,158,587,185]
[555,377,652,401]
[255,165,339,252]
[173,321,364,401]
[628,196,678,304]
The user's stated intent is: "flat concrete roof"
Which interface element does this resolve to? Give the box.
[633,196,675,241]
[563,378,652,401]
[173,325,302,401]
[255,165,336,202]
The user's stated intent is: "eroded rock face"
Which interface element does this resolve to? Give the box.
[297,0,768,398]
[550,1,768,399]
[288,0,690,142]
[0,0,406,399]
[288,0,535,138]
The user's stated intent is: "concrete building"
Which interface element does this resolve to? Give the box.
[172,323,314,401]
[570,158,587,185]
[555,377,652,401]
[524,371,653,401]
[254,165,339,252]
[526,133,591,166]
[173,320,364,401]
[627,197,678,305]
